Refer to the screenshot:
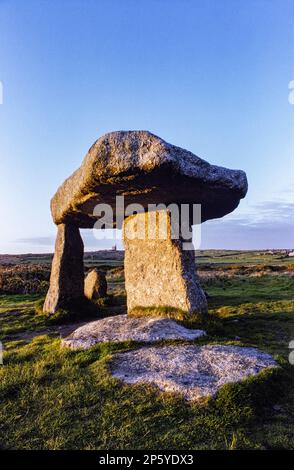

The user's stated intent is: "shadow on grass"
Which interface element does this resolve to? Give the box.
[34,295,120,325]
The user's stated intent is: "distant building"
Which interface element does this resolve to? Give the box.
[288,251,294,257]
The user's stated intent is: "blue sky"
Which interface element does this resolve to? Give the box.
[0,0,293,253]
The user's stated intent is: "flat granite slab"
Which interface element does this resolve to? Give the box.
[109,344,277,400]
[51,130,248,228]
[62,314,206,349]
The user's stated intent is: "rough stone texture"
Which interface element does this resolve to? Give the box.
[45,131,248,315]
[123,211,208,314]
[43,224,84,313]
[110,345,277,400]
[50,131,248,228]
[84,269,107,299]
[61,314,206,349]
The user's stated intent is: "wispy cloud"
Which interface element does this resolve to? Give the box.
[16,236,55,246]
[202,198,294,249]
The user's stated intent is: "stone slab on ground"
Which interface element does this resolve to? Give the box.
[109,344,277,400]
[62,314,206,349]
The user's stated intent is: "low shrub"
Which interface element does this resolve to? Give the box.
[0,264,50,295]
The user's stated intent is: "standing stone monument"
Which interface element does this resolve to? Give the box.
[43,131,247,315]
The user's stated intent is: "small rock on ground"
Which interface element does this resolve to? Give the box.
[84,268,107,299]
[61,314,206,349]
[109,344,277,400]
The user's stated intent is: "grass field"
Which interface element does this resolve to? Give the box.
[0,250,294,450]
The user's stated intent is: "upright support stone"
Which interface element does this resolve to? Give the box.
[123,211,208,316]
[43,223,84,314]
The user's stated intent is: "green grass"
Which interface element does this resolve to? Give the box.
[0,294,48,339]
[205,275,294,307]
[195,249,293,267]
[0,272,294,450]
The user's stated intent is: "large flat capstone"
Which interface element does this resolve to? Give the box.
[51,131,248,228]
[109,345,277,400]
[61,314,206,349]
